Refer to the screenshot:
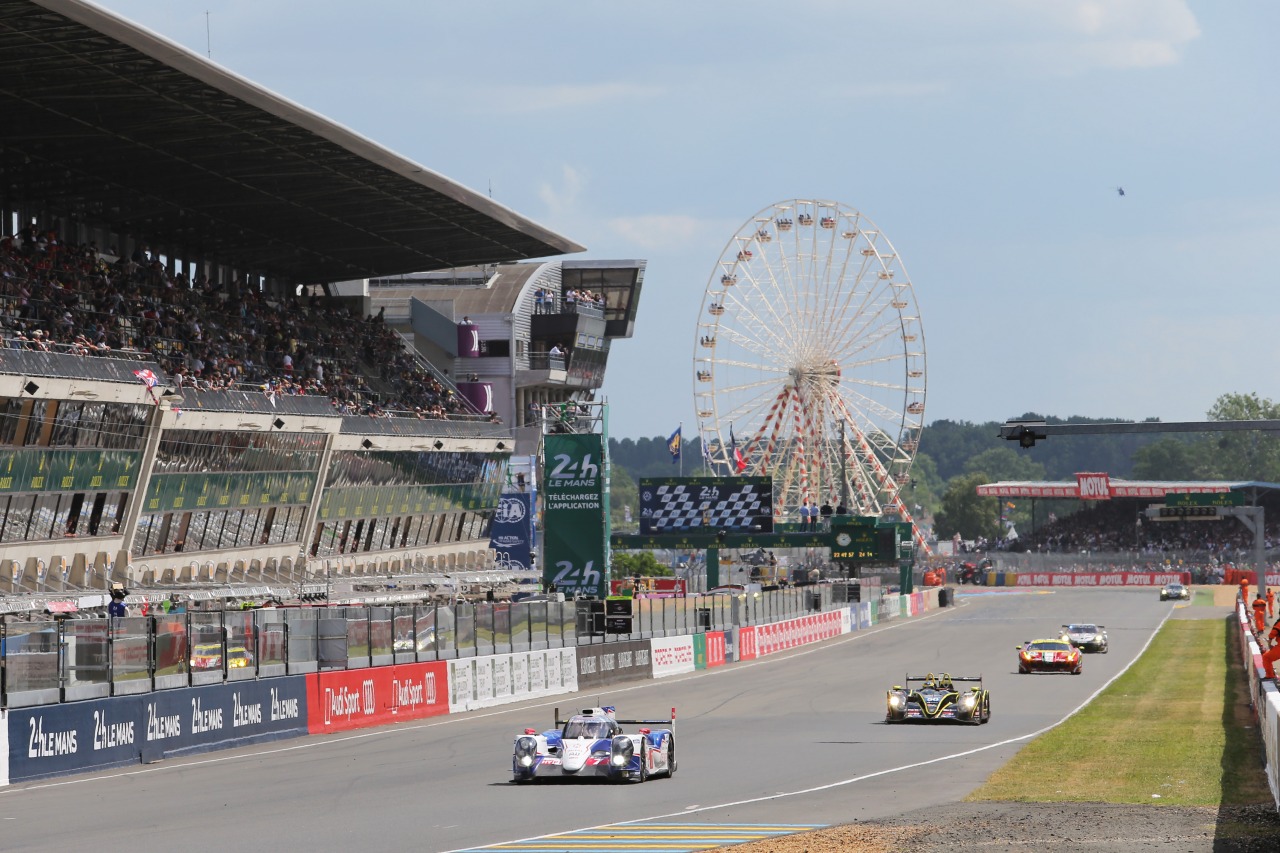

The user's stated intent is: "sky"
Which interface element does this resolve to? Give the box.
[96,1,1280,440]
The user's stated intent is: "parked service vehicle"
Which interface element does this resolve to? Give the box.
[1016,638,1082,674]
[512,706,676,783]
[1061,624,1109,653]
[885,673,990,724]
[1160,583,1191,601]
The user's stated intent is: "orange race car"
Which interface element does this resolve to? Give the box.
[1016,638,1082,675]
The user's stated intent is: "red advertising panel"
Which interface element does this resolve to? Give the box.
[306,661,447,734]
[738,626,757,661]
[705,632,726,668]
[1075,472,1112,500]
[1014,572,1192,587]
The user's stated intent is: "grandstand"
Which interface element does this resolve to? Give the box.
[975,477,1280,579]
[0,0,630,611]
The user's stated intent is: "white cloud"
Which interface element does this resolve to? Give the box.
[1032,0,1201,71]
[468,82,664,115]
[538,165,585,218]
[606,214,719,251]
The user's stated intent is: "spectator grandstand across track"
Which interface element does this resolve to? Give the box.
[974,477,1280,581]
[0,0,633,609]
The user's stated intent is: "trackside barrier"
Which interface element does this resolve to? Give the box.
[1225,569,1280,587]
[447,648,576,713]
[650,636,696,678]
[307,661,448,732]
[1013,571,1193,587]
[6,676,309,783]
[576,640,653,690]
[755,611,843,656]
[736,626,758,661]
[692,632,726,669]
[1234,602,1280,808]
[0,712,7,787]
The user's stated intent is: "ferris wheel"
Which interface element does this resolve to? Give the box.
[694,199,927,548]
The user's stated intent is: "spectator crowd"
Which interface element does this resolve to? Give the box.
[0,225,476,421]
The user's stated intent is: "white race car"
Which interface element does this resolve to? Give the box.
[512,706,676,783]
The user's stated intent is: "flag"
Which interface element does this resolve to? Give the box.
[133,369,158,388]
[730,427,747,473]
[667,426,681,464]
[701,437,713,468]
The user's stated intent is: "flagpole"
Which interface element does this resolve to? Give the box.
[679,421,683,477]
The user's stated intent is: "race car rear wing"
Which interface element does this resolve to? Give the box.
[904,674,983,683]
[555,707,676,728]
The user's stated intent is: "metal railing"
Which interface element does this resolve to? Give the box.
[0,586,845,708]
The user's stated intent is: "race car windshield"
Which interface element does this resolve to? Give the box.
[563,720,612,739]
[1030,641,1071,651]
[1067,625,1096,634]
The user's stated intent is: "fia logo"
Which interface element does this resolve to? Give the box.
[549,453,599,481]
[552,560,601,590]
[495,497,527,524]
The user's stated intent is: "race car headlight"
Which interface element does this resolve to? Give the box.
[888,693,905,709]
[610,737,634,767]
[959,693,977,709]
[515,736,538,763]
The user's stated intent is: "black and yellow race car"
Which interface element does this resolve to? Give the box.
[885,673,990,724]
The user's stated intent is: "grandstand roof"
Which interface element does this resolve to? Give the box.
[0,0,584,282]
[976,479,1280,500]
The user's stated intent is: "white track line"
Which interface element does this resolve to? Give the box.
[438,604,1175,853]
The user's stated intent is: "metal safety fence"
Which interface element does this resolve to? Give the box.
[0,586,844,709]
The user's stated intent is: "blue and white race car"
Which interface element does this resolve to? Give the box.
[512,706,676,783]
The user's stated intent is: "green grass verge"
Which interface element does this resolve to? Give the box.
[970,619,1272,806]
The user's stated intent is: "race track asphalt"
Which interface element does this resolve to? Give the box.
[0,588,1180,852]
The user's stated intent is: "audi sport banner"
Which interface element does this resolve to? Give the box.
[489,490,533,572]
[306,662,447,734]
[1013,571,1192,587]
[541,433,610,598]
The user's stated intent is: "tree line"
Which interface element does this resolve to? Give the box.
[606,393,1280,541]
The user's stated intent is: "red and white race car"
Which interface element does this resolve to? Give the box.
[512,706,676,783]
[1016,638,1082,675]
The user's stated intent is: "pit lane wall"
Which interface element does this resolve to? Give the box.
[0,588,945,784]
[981,571,1194,588]
[1234,603,1280,809]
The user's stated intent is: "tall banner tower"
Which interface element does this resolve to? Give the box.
[540,401,611,597]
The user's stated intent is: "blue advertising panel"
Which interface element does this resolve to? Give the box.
[141,676,309,760]
[8,695,145,782]
[489,490,533,572]
[7,677,310,782]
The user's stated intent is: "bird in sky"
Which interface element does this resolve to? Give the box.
[1116,187,1125,197]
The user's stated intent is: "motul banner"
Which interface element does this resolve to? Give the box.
[1013,571,1192,587]
[306,661,447,734]
[1075,472,1112,500]
[541,433,610,598]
